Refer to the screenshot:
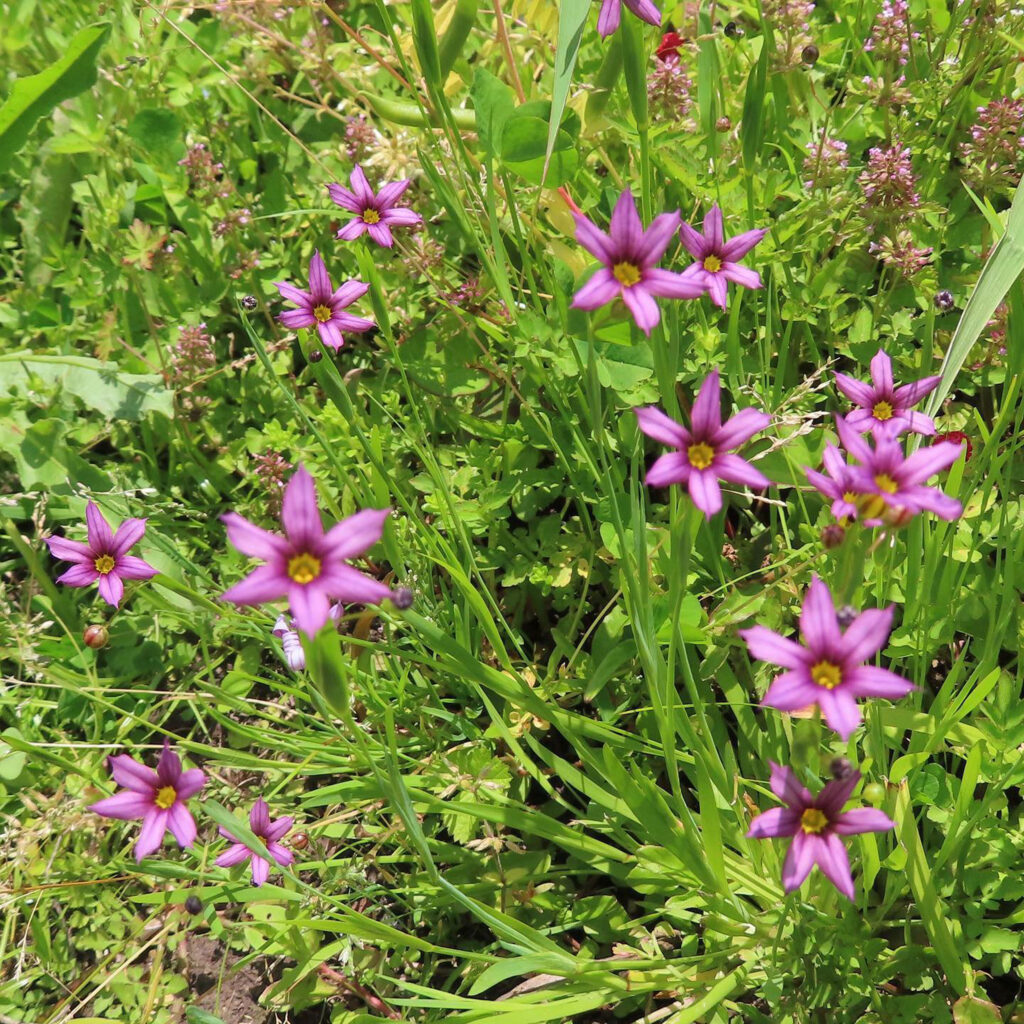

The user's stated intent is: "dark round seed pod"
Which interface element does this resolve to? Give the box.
[716,116,732,133]
[724,21,742,38]
[821,524,845,549]
[184,895,202,915]
[830,756,854,780]
[801,44,819,65]
[933,289,954,312]
[308,349,323,363]
[242,294,258,311]
[291,832,309,850]
[84,625,109,649]
[391,587,414,610]
[836,604,858,629]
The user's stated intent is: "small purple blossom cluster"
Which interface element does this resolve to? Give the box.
[858,144,920,220]
[762,0,817,70]
[166,322,216,414]
[960,97,1024,188]
[863,0,919,66]
[89,739,293,884]
[803,134,849,191]
[647,54,693,122]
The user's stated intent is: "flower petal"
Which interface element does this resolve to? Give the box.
[326,183,362,212]
[869,349,893,393]
[167,803,198,848]
[281,466,324,548]
[741,626,807,670]
[818,688,863,740]
[267,842,294,867]
[308,250,333,301]
[46,535,94,562]
[367,222,394,247]
[57,563,100,587]
[747,806,802,839]
[321,564,393,606]
[839,607,894,665]
[251,855,271,886]
[115,555,159,580]
[706,272,729,309]
[135,809,170,861]
[781,831,817,892]
[721,262,762,290]
[713,408,770,451]
[89,790,153,820]
[844,665,916,699]
[572,268,620,310]
[689,370,721,437]
[279,309,317,330]
[222,513,289,562]
[635,406,689,448]
[86,502,114,551]
[800,576,841,654]
[769,761,814,807]
[216,842,252,868]
[620,284,661,335]
[714,453,770,490]
[381,206,421,227]
[337,219,367,241]
[642,267,706,299]
[702,205,724,251]
[609,190,644,257]
[900,442,964,484]
[97,572,124,608]
[573,212,614,264]
[638,210,680,266]
[893,375,941,407]
[687,469,722,518]
[833,808,895,835]
[623,0,661,25]
[110,517,146,557]
[678,220,707,259]
[324,508,390,560]
[109,754,159,794]
[349,164,376,205]
[176,768,206,800]
[265,816,294,842]
[376,179,412,207]
[250,799,270,835]
[834,372,876,409]
[720,227,767,262]
[222,565,290,606]
[289,584,332,637]
[762,670,820,711]
[276,281,312,306]
[814,833,855,900]
[645,452,690,487]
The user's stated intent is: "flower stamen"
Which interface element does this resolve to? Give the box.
[287,552,322,585]
[362,209,381,224]
[800,807,829,834]
[94,554,116,574]
[154,785,177,810]
[312,304,333,323]
[687,442,716,470]
[874,473,899,493]
[872,400,894,421]
[703,254,723,273]
[612,261,642,287]
[810,660,842,690]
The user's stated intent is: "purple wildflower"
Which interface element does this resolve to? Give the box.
[273,603,342,672]
[961,98,1024,187]
[635,370,771,518]
[864,0,919,66]
[88,739,205,863]
[869,231,933,277]
[215,798,294,886]
[678,206,767,309]
[46,502,159,608]
[804,444,862,521]
[858,144,920,220]
[571,190,704,335]
[747,763,894,899]
[275,251,374,351]
[835,349,940,437]
[221,466,395,637]
[741,575,915,739]
[836,416,964,524]
[648,55,693,121]
[597,0,661,38]
[803,134,849,190]
[327,166,422,248]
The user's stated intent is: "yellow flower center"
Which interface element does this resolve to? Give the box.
[94,554,116,574]
[362,209,381,224]
[874,474,899,494]
[687,442,716,470]
[841,490,859,506]
[287,552,322,584]
[703,254,723,273]
[810,660,842,690]
[312,304,333,323]
[872,400,894,421]
[800,807,829,834]
[612,261,642,287]
[857,494,888,520]
[154,785,177,810]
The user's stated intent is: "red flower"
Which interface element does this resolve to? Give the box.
[656,30,685,61]
[935,431,972,461]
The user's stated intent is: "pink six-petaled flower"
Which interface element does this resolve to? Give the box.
[747,763,894,900]
[741,575,916,740]
[275,250,374,351]
[571,190,705,335]
[835,349,941,437]
[679,205,766,309]
[46,501,159,608]
[635,370,771,517]
[88,739,205,862]
[215,798,294,886]
[327,166,422,248]
[221,466,395,638]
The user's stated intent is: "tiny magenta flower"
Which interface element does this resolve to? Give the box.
[597,0,661,38]
[215,798,294,886]
[635,370,771,518]
[46,502,159,608]
[678,205,766,309]
[221,466,395,637]
[275,250,374,351]
[327,165,422,248]
[804,444,863,521]
[88,739,205,862]
[741,575,915,740]
[835,416,964,524]
[747,763,894,899]
[571,190,704,336]
[835,349,941,437]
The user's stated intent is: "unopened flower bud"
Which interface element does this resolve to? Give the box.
[801,44,819,65]
[184,895,202,914]
[308,349,323,363]
[836,604,858,629]
[716,116,732,132]
[862,782,885,806]
[821,524,845,549]
[391,587,414,610]
[829,756,854,780]
[291,832,309,850]
[724,20,742,38]
[242,294,258,311]
[84,624,109,649]
[933,289,954,312]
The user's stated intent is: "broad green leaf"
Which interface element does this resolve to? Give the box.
[544,0,589,183]
[0,22,110,172]
[0,353,173,420]
[926,179,1024,414]
[471,68,515,162]
[127,107,183,157]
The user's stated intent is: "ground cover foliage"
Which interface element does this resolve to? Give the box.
[1,0,1024,1021]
